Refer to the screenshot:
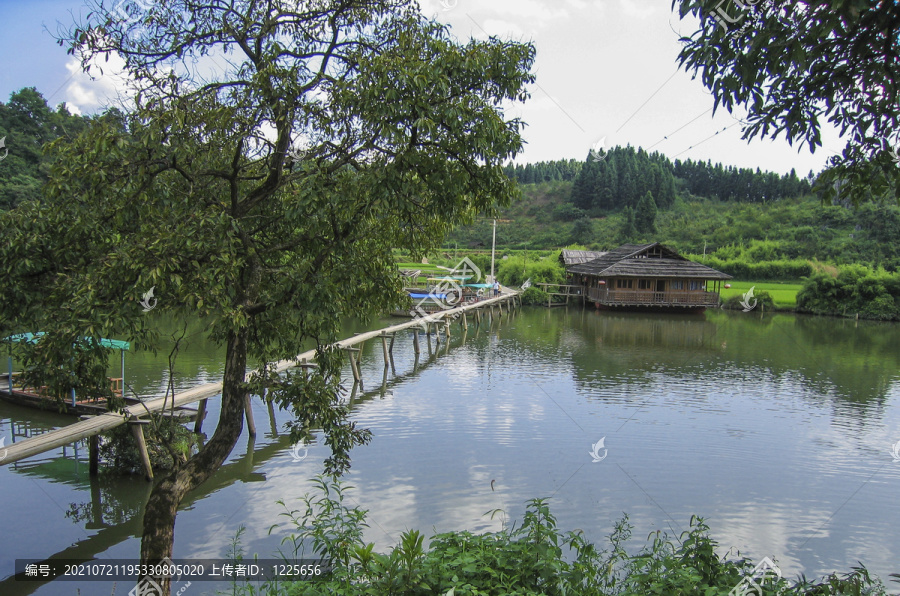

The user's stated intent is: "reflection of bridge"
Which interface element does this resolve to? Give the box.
[1,291,519,479]
[0,436,271,595]
[0,311,512,595]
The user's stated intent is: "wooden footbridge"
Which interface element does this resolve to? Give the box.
[0,291,520,477]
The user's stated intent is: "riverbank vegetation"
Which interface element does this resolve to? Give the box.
[797,266,900,321]
[224,477,893,596]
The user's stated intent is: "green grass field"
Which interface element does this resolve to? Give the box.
[719,280,802,308]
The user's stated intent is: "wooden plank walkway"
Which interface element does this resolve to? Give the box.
[1,291,519,466]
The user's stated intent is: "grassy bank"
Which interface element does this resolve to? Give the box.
[719,281,801,308]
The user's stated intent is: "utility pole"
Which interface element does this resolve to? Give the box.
[490,219,497,283]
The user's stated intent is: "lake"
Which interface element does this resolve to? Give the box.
[1,307,899,594]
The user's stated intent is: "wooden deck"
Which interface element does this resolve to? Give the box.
[0,290,519,467]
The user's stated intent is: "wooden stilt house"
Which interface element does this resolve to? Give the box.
[566,243,731,312]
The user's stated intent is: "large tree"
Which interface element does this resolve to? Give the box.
[0,0,533,592]
[673,0,900,204]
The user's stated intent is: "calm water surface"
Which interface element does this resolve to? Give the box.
[1,308,899,594]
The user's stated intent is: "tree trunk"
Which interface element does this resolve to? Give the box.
[137,326,249,595]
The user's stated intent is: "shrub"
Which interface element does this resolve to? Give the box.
[520,286,550,305]
[797,265,900,320]
[688,256,813,281]
[232,477,890,596]
[497,254,565,287]
[551,203,586,221]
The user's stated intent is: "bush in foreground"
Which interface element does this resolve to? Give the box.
[225,476,892,596]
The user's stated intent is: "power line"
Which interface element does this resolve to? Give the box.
[465,14,587,133]
[646,108,713,151]
[672,122,742,158]
[615,68,680,134]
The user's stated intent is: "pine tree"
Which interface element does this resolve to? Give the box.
[620,206,637,241]
[571,216,594,244]
[635,191,657,234]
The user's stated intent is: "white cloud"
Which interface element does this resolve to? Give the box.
[62,53,134,114]
[476,0,570,20]
[617,0,658,20]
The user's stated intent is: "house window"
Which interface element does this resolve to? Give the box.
[638,279,651,290]
[616,279,633,289]
[689,280,704,291]
[670,280,683,290]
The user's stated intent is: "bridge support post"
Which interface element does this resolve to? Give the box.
[243,393,256,437]
[345,348,362,384]
[89,435,99,476]
[128,419,153,481]
[194,398,208,434]
[79,415,100,476]
[412,329,420,355]
[380,333,393,368]
[299,359,318,379]
[266,397,278,437]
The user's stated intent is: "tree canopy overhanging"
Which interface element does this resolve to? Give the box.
[673,0,900,204]
[0,0,535,589]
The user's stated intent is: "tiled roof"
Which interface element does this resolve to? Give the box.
[559,249,608,265]
[567,242,732,280]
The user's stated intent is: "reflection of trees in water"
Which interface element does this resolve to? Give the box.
[559,309,899,415]
[65,477,143,527]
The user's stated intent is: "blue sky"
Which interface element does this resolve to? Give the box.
[0,0,845,176]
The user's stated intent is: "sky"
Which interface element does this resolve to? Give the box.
[0,0,846,176]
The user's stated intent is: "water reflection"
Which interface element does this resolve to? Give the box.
[2,307,899,594]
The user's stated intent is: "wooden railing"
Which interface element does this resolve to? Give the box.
[586,287,720,307]
[537,283,583,296]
